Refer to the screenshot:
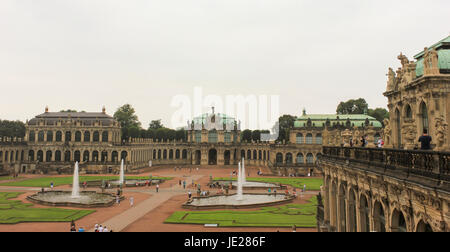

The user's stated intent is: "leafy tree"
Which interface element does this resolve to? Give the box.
[241,129,252,142]
[149,120,164,130]
[175,129,186,141]
[336,98,368,114]
[277,115,296,143]
[113,104,141,141]
[0,120,26,138]
[251,130,261,142]
[368,108,389,126]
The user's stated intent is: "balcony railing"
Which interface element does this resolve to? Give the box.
[322,146,450,182]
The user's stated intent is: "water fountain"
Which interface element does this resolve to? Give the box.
[183,159,294,209]
[71,162,80,198]
[119,159,125,186]
[27,162,117,208]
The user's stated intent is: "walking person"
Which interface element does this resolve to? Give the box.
[156,184,159,193]
[98,225,104,232]
[183,180,186,189]
[129,196,134,207]
[50,181,54,190]
[188,191,192,200]
[418,129,432,150]
[116,195,120,205]
[303,184,306,192]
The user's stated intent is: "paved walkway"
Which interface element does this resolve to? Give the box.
[89,174,204,232]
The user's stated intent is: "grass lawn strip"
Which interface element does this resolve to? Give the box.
[0,192,94,224]
[164,197,317,228]
[0,176,172,188]
[213,177,323,190]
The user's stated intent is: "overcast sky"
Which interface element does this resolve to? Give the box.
[1,0,449,129]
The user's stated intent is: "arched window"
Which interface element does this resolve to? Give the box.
[47,131,53,142]
[296,133,303,144]
[84,131,90,142]
[175,149,180,159]
[224,132,231,143]
[421,102,428,133]
[405,105,412,119]
[241,150,245,159]
[163,150,167,159]
[28,150,35,162]
[306,153,314,164]
[195,131,201,143]
[64,151,71,162]
[29,131,35,142]
[296,153,304,164]
[112,151,118,162]
[38,131,45,142]
[339,184,347,232]
[92,151,99,162]
[83,151,90,162]
[315,134,322,144]
[208,130,218,143]
[182,149,187,159]
[395,109,401,148]
[55,131,62,142]
[253,150,257,160]
[102,131,109,142]
[169,149,173,159]
[55,151,61,162]
[276,153,283,165]
[46,151,52,162]
[259,150,262,160]
[65,131,72,142]
[101,151,108,162]
[153,150,156,159]
[416,220,433,232]
[247,150,251,160]
[360,194,370,232]
[373,201,386,232]
[74,151,81,162]
[158,150,161,159]
[75,131,82,142]
[37,150,43,162]
[391,209,407,232]
[306,133,313,144]
[120,151,128,161]
[285,153,293,164]
[93,131,100,142]
[263,150,266,160]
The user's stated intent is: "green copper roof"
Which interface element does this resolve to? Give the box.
[192,113,236,124]
[414,35,450,77]
[294,114,382,128]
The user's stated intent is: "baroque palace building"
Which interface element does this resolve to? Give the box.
[317,35,450,232]
[0,105,383,176]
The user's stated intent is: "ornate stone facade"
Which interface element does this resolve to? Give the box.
[318,147,449,232]
[383,35,450,151]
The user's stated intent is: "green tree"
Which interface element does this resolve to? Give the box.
[0,120,26,138]
[336,98,368,114]
[251,130,261,142]
[241,129,252,142]
[113,104,141,141]
[149,120,164,130]
[277,115,296,143]
[368,108,389,126]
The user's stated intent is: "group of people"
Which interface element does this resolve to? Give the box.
[70,221,112,232]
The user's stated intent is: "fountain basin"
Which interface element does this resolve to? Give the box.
[211,180,284,190]
[182,193,294,210]
[76,179,163,188]
[27,191,120,208]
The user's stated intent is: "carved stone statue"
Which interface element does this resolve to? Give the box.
[398,53,409,68]
[341,129,352,147]
[435,116,448,150]
[386,67,396,91]
[383,119,392,146]
[402,122,417,149]
[423,47,440,76]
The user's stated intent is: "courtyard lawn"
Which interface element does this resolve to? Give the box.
[0,176,17,181]
[213,177,323,190]
[0,175,172,188]
[165,197,318,228]
[0,192,94,224]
